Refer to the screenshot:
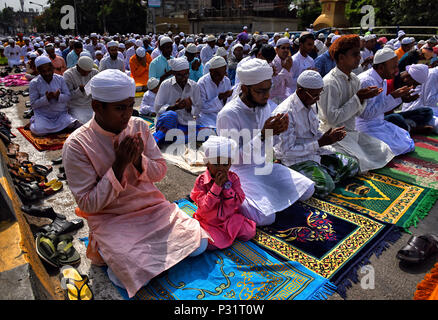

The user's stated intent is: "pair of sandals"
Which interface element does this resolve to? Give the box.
[36,233,81,268]
[397,234,438,263]
[15,179,64,203]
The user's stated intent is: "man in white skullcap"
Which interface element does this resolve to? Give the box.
[394,30,407,50]
[200,35,218,66]
[216,58,315,226]
[197,56,232,128]
[318,34,395,172]
[360,34,375,71]
[99,41,125,72]
[270,37,294,105]
[29,56,79,136]
[85,33,107,59]
[290,32,316,93]
[62,69,210,299]
[4,39,21,68]
[184,43,203,82]
[202,46,228,75]
[395,37,415,60]
[124,39,141,70]
[148,36,174,83]
[272,70,358,198]
[20,37,34,63]
[356,48,415,156]
[140,77,160,117]
[94,50,103,68]
[63,56,99,124]
[153,57,204,145]
[129,46,152,91]
[385,64,434,134]
[227,43,244,86]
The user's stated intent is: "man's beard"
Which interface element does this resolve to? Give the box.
[247,89,267,108]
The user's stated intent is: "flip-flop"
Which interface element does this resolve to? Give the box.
[60,266,94,300]
[38,179,60,189]
[397,234,438,263]
[43,180,63,196]
[40,216,84,236]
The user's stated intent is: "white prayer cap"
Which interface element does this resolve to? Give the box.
[401,37,415,45]
[77,56,94,71]
[331,35,341,44]
[243,26,248,30]
[276,37,290,47]
[107,40,119,48]
[80,51,93,58]
[90,33,98,38]
[314,39,324,51]
[297,70,324,89]
[237,58,273,86]
[29,52,38,59]
[373,47,397,64]
[206,34,216,42]
[418,40,426,46]
[209,56,227,69]
[398,30,406,38]
[147,77,160,90]
[186,37,194,43]
[202,135,237,163]
[160,36,172,46]
[95,50,102,56]
[169,57,189,71]
[85,69,136,103]
[406,64,429,84]
[327,33,335,38]
[318,33,326,39]
[119,43,125,49]
[294,38,300,45]
[197,44,204,53]
[226,35,233,41]
[179,32,185,37]
[136,47,146,58]
[8,38,14,44]
[186,43,197,54]
[215,47,228,57]
[35,56,52,68]
[135,39,143,47]
[232,43,243,51]
[364,34,373,41]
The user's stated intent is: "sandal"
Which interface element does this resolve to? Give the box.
[35,233,81,267]
[60,266,94,300]
[21,204,65,220]
[40,216,84,236]
[52,157,63,165]
[43,180,63,196]
[397,234,438,263]
[7,142,20,157]
[15,181,45,203]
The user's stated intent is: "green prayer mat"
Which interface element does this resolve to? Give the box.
[326,172,438,231]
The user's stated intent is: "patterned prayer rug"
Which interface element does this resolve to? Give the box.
[111,199,337,301]
[251,197,401,298]
[16,125,71,152]
[326,172,438,230]
[376,134,438,190]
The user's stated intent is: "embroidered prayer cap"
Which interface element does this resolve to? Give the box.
[95,50,102,56]
[237,58,273,86]
[107,40,119,48]
[147,77,160,90]
[77,56,94,72]
[35,56,52,68]
[186,43,197,54]
[136,47,146,58]
[202,135,238,163]
[85,69,136,103]
[215,47,228,57]
[406,64,429,84]
[373,47,397,64]
[276,37,290,47]
[297,70,324,89]
[119,43,125,49]
[232,43,243,52]
[209,56,227,69]
[186,37,194,43]
[159,36,172,46]
[169,57,190,71]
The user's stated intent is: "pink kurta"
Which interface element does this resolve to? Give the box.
[62,117,210,298]
[191,170,256,250]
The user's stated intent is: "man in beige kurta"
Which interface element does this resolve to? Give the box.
[62,69,210,298]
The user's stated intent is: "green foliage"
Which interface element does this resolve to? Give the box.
[292,0,322,30]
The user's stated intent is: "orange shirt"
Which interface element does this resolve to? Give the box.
[395,47,406,60]
[129,53,152,87]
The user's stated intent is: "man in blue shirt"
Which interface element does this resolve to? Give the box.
[315,49,336,77]
[148,36,174,83]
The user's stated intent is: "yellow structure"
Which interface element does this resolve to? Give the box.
[313,0,349,30]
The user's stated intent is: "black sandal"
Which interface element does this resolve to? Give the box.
[40,217,84,236]
[397,234,438,263]
[15,181,45,203]
[21,204,66,220]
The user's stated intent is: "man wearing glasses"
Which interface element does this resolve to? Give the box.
[273,70,359,198]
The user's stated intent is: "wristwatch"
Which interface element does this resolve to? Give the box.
[223,181,232,190]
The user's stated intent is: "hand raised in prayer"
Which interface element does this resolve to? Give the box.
[390,85,411,99]
[356,86,383,103]
[214,169,228,187]
[262,113,289,139]
[218,90,233,101]
[132,132,145,173]
[45,91,53,100]
[53,89,61,101]
[183,97,193,113]
[113,135,141,181]
[318,126,346,147]
[282,56,293,72]
[401,93,420,103]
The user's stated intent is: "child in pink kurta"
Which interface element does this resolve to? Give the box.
[191,136,256,250]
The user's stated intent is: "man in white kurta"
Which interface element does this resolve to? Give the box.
[63,56,99,124]
[4,40,21,67]
[216,58,315,226]
[290,33,316,93]
[356,48,415,156]
[318,35,394,172]
[29,56,78,136]
[200,35,218,65]
[197,56,232,128]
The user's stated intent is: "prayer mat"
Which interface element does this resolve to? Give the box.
[375,134,438,190]
[326,172,438,230]
[134,114,155,129]
[252,197,402,298]
[414,262,438,300]
[16,125,71,152]
[111,199,337,300]
[135,91,146,98]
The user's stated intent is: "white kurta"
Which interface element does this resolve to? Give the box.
[200,45,217,65]
[63,66,99,124]
[356,68,414,155]
[290,51,315,93]
[139,90,156,115]
[216,96,315,219]
[197,73,232,128]
[4,45,21,67]
[318,67,394,172]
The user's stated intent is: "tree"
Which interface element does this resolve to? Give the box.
[290,0,322,30]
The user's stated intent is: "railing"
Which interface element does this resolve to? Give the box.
[335,26,438,39]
